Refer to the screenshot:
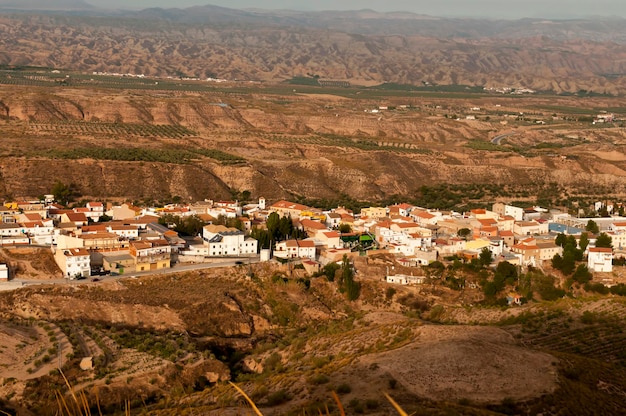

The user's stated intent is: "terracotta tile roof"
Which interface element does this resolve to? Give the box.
[589,247,613,253]
[478,218,497,226]
[270,200,310,211]
[65,212,88,222]
[414,211,435,219]
[300,219,327,230]
[396,222,419,229]
[82,225,107,233]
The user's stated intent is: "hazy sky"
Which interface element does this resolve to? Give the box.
[85,0,626,19]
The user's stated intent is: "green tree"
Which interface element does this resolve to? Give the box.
[457,228,471,240]
[552,253,563,270]
[494,261,518,287]
[159,214,206,236]
[51,181,73,206]
[266,212,280,243]
[338,255,360,301]
[586,220,600,234]
[250,227,270,250]
[479,248,493,267]
[278,216,294,240]
[555,233,567,247]
[572,264,592,284]
[579,232,590,251]
[595,233,613,249]
[322,262,340,282]
[561,251,576,275]
[339,223,352,234]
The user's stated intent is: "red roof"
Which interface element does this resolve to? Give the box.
[271,200,310,212]
[300,219,326,230]
[396,222,419,229]
[323,231,340,238]
[65,212,88,222]
[589,247,612,253]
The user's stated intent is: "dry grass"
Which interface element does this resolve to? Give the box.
[55,369,131,416]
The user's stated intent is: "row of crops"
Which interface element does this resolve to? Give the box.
[29,122,197,139]
[267,134,432,154]
[0,70,217,93]
[31,146,245,165]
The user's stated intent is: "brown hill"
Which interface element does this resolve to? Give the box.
[0,12,625,93]
[1,81,626,204]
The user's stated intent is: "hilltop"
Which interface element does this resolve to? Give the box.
[0,7,625,93]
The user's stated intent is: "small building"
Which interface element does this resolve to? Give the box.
[129,239,171,272]
[274,239,316,260]
[55,248,91,279]
[386,274,426,285]
[588,247,613,273]
[202,224,257,257]
[0,264,8,280]
[102,253,135,275]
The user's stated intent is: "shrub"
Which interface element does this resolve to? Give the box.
[309,374,330,385]
[365,399,380,409]
[264,352,282,372]
[266,389,290,406]
[349,398,365,414]
[580,311,596,324]
[336,383,352,394]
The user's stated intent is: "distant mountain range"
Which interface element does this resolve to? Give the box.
[0,0,94,10]
[0,3,625,93]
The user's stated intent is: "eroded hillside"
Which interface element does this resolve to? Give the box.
[1,13,626,93]
[1,81,626,204]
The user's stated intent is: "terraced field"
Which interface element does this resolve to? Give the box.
[29,121,196,138]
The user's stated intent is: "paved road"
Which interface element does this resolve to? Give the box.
[491,131,516,145]
[11,257,260,288]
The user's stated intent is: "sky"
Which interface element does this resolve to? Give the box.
[85,0,626,19]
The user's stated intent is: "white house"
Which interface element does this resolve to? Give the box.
[84,202,105,222]
[20,221,56,245]
[55,248,91,279]
[202,224,257,257]
[0,264,8,280]
[325,213,342,229]
[513,220,549,236]
[107,224,140,240]
[588,247,613,273]
[386,274,426,285]
[274,239,316,260]
[316,231,342,249]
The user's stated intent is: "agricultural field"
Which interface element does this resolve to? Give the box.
[29,122,196,139]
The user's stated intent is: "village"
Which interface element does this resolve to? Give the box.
[0,194,623,288]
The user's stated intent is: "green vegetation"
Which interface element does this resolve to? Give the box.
[159,214,207,236]
[268,133,432,155]
[337,255,361,301]
[286,76,321,86]
[37,146,244,165]
[30,121,196,138]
